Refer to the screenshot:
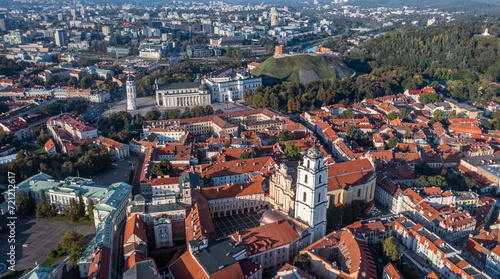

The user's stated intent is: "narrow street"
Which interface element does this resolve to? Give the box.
[111,219,126,279]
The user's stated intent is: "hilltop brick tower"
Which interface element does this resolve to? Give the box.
[275,45,283,56]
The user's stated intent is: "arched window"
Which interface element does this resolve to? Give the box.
[357,189,361,197]
[303,192,307,202]
[318,192,321,202]
[307,160,310,169]
[319,175,322,183]
[304,175,308,183]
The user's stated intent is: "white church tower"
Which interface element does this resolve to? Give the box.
[294,145,328,243]
[126,75,137,111]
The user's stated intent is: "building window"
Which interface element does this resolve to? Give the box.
[303,192,307,202]
[304,175,308,183]
[319,175,322,183]
[307,160,310,169]
[357,189,361,197]
[318,192,321,202]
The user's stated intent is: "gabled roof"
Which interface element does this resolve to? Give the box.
[124,214,147,246]
[231,220,299,256]
[44,138,55,151]
[384,263,403,279]
[169,251,208,279]
[125,252,145,271]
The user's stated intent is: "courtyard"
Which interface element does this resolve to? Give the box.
[212,211,263,238]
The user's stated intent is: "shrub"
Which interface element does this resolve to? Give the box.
[47,250,57,258]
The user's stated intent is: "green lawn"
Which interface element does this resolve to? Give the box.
[23,145,47,156]
[251,54,337,84]
[41,249,67,267]
[48,215,94,226]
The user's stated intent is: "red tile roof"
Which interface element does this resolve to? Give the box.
[88,245,111,279]
[198,174,265,200]
[169,251,209,279]
[125,252,145,271]
[185,190,217,242]
[231,220,299,255]
[44,138,55,151]
[124,214,146,246]
[303,229,377,279]
[384,263,403,279]
[277,263,314,279]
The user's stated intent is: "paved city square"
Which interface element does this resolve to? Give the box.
[0,216,95,272]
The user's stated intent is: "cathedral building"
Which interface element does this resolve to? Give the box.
[155,77,211,108]
[154,67,261,108]
[268,162,297,216]
[267,146,329,244]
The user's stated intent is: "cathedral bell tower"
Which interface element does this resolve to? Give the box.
[126,75,138,111]
[294,146,328,243]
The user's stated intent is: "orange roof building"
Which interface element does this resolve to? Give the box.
[300,228,377,279]
[88,245,111,279]
[169,237,262,279]
[231,220,300,271]
[383,263,403,279]
[327,159,376,206]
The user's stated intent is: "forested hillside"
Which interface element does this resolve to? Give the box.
[347,22,499,82]
[245,21,500,113]
[344,22,500,102]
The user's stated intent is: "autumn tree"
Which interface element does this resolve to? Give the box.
[346,125,356,141]
[151,159,174,177]
[381,236,401,262]
[65,198,81,223]
[386,136,399,149]
[284,142,301,160]
[59,230,86,264]
[145,108,161,121]
[16,190,35,216]
[278,130,294,142]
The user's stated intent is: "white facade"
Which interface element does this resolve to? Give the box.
[89,90,110,103]
[126,76,138,111]
[294,146,328,243]
[205,70,262,102]
[155,81,211,108]
[139,48,162,59]
[153,217,173,249]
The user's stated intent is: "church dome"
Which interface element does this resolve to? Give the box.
[306,146,320,158]
[199,83,208,91]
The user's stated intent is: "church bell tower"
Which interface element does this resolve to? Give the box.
[126,75,137,111]
[294,146,328,243]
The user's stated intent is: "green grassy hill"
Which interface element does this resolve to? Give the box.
[251,54,354,85]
